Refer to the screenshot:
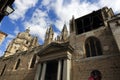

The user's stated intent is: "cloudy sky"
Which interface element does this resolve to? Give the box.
[0,0,120,56]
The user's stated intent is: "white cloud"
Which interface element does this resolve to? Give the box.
[1,0,120,56]
[7,34,15,39]
[9,0,38,20]
[14,26,20,35]
[0,0,119,56]
[24,9,52,41]
[24,0,120,42]
[22,0,120,43]
[41,0,55,11]
[41,0,99,31]
[98,0,120,13]
[41,0,54,6]
[41,0,120,32]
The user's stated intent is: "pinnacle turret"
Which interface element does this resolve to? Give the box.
[60,24,68,41]
[44,25,54,46]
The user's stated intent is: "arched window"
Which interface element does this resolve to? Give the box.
[85,37,102,57]
[26,41,29,44]
[29,55,36,68]
[0,64,6,76]
[14,59,20,70]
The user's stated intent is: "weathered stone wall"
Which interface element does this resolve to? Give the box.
[70,26,119,58]
[72,54,120,80]
[0,48,39,80]
[109,15,120,51]
[69,13,120,80]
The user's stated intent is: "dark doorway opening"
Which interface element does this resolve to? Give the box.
[45,60,58,80]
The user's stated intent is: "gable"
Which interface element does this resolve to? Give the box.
[37,42,74,61]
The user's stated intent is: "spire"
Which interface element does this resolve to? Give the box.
[49,25,54,35]
[44,25,54,46]
[72,15,75,21]
[45,28,49,39]
[62,24,67,32]
[70,15,75,33]
[31,36,39,47]
[60,24,68,41]
[46,28,49,34]
[49,25,54,39]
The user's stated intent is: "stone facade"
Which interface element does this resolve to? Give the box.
[4,28,39,57]
[0,46,41,80]
[0,7,120,80]
[0,31,7,45]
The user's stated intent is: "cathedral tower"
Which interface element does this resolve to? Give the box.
[4,28,39,57]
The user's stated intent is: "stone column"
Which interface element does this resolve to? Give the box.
[62,59,71,80]
[34,63,41,80]
[57,60,62,80]
[40,62,47,80]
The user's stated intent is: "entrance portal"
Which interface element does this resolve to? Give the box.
[45,60,58,80]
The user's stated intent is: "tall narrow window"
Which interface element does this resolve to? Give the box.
[85,37,102,57]
[14,59,20,70]
[29,55,36,68]
[0,64,6,76]
[26,41,29,44]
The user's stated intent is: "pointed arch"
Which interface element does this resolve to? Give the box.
[0,64,6,76]
[14,58,20,70]
[29,54,37,68]
[85,37,102,57]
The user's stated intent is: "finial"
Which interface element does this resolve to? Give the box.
[46,28,49,33]
[62,23,67,32]
[63,23,67,28]
[49,24,54,33]
[72,15,74,18]
[49,24,53,30]
[26,27,30,33]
